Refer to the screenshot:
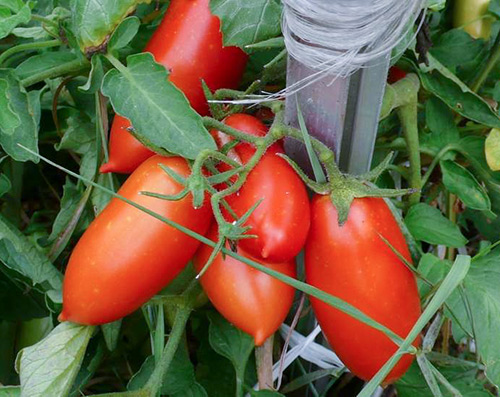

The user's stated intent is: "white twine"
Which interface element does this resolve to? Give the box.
[210,0,426,105]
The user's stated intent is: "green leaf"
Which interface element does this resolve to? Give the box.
[0,70,38,162]
[15,52,78,81]
[441,160,491,211]
[210,0,282,48]
[418,54,500,129]
[417,254,449,298]
[396,360,492,396]
[430,29,485,69]
[47,178,87,243]
[128,344,203,395]
[101,53,215,159]
[427,0,446,11]
[0,173,11,197]
[0,79,20,135]
[71,0,151,51]
[0,214,62,295]
[485,128,500,171]
[447,248,500,387]
[405,203,468,247]
[423,97,459,154]
[207,312,254,379]
[79,54,104,93]
[69,339,104,397]
[0,386,20,397]
[101,321,121,351]
[0,1,31,39]
[108,16,140,53]
[17,322,94,397]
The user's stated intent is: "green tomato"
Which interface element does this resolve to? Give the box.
[454,0,492,39]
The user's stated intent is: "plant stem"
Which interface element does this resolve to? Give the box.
[471,30,500,93]
[145,305,192,394]
[0,39,61,65]
[21,58,89,87]
[256,336,274,390]
[397,99,421,205]
[31,14,60,28]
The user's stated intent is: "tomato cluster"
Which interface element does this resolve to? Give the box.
[60,0,422,384]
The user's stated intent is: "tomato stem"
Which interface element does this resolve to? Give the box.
[144,305,192,395]
[21,58,89,87]
[396,75,421,206]
[0,39,61,66]
[471,29,500,93]
[255,336,274,390]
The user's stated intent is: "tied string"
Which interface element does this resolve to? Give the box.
[209,0,426,105]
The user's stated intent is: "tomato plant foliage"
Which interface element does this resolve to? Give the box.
[1,0,500,396]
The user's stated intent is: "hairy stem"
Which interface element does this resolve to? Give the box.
[0,39,61,66]
[21,58,89,87]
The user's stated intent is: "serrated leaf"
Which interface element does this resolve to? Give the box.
[101,53,215,159]
[210,0,282,48]
[0,1,31,39]
[208,312,254,376]
[15,52,78,81]
[485,128,500,171]
[441,160,491,211]
[108,16,140,52]
[17,322,94,397]
[447,248,500,387]
[404,203,468,247]
[0,70,38,162]
[418,54,500,129]
[71,0,151,51]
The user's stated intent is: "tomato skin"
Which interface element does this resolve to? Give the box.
[214,114,311,263]
[387,66,407,84]
[60,156,213,325]
[101,0,248,174]
[194,226,296,346]
[305,196,421,383]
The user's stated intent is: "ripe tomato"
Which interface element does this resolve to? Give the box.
[100,0,248,174]
[194,226,296,346]
[60,156,212,325]
[305,196,421,383]
[387,66,407,84]
[213,114,310,263]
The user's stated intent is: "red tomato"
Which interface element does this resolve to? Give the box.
[60,156,212,325]
[213,114,310,263]
[100,0,248,174]
[387,66,407,84]
[305,196,421,383]
[194,226,296,346]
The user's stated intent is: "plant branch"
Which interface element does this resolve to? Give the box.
[21,58,89,87]
[0,39,61,66]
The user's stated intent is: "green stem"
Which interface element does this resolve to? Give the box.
[31,14,60,28]
[471,30,500,93]
[397,99,421,205]
[21,58,89,87]
[0,39,61,66]
[145,305,192,394]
